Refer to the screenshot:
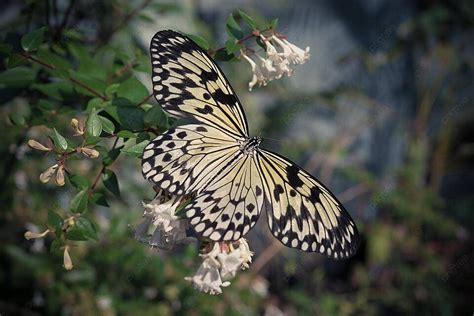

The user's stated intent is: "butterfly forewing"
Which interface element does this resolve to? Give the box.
[142,124,242,195]
[150,30,249,137]
[144,30,359,258]
[256,149,359,259]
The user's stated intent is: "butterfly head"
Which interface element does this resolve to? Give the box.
[240,136,261,154]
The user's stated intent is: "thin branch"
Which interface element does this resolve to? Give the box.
[208,29,268,56]
[138,92,153,106]
[58,0,75,34]
[99,0,153,47]
[107,60,138,83]
[69,77,109,101]
[45,0,51,29]
[89,137,119,196]
[19,52,109,101]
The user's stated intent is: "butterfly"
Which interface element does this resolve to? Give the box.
[142,30,359,259]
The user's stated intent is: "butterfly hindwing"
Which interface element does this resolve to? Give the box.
[150,30,249,137]
[142,124,242,195]
[256,149,359,259]
[184,154,265,241]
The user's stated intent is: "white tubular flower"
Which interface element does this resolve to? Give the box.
[217,248,242,280]
[185,243,229,295]
[135,191,187,250]
[186,239,254,294]
[238,238,254,270]
[242,53,266,91]
[272,35,310,65]
[256,55,277,81]
[39,164,59,183]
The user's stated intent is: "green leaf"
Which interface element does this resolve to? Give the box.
[75,217,98,241]
[225,39,242,54]
[226,13,244,39]
[186,34,210,50]
[105,103,145,131]
[214,50,235,61]
[36,48,71,78]
[101,145,122,166]
[52,128,68,151]
[86,111,103,137]
[116,130,137,138]
[32,81,74,100]
[269,18,279,29]
[0,43,13,54]
[237,9,257,30]
[105,83,120,98]
[7,54,28,68]
[121,140,149,157]
[137,132,151,144]
[70,189,89,213]
[99,115,115,134]
[68,174,91,190]
[66,228,88,241]
[47,210,63,231]
[0,67,36,87]
[84,135,102,146]
[102,170,120,197]
[70,70,107,97]
[50,239,63,255]
[117,77,148,104]
[91,192,109,207]
[21,27,46,52]
[144,105,167,128]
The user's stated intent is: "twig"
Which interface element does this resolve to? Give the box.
[89,137,119,196]
[58,0,75,34]
[99,0,153,47]
[107,60,138,83]
[208,29,270,56]
[138,92,153,106]
[19,52,109,101]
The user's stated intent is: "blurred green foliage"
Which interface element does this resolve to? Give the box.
[1,0,473,315]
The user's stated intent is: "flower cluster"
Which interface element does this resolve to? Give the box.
[241,33,310,91]
[185,239,253,295]
[134,190,188,250]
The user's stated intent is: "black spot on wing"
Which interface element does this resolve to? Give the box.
[212,88,237,107]
[196,105,213,114]
[273,184,284,202]
[286,164,304,188]
[176,131,187,139]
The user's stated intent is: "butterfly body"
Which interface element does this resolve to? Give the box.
[142,30,360,259]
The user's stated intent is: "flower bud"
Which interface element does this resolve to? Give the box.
[63,245,73,270]
[24,229,50,240]
[39,164,59,183]
[28,139,51,152]
[71,118,85,136]
[55,165,65,186]
[81,147,100,158]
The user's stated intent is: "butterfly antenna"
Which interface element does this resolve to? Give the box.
[261,136,282,143]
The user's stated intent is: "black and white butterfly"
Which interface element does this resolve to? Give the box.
[142,30,359,259]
